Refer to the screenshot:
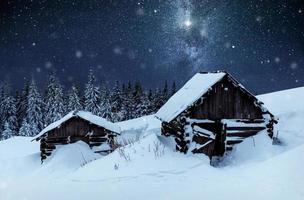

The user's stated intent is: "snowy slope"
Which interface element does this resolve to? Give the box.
[0,136,39,160]
[257,86,304,114]
[0,87,304,200]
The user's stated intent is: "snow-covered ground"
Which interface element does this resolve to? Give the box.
[1,87,304,200]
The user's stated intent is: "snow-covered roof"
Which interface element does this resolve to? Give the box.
[156,72,226,122]
[33,111,121,141]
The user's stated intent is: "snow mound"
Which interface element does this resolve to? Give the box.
[71,133,211,182]
[40,141,102,177]
[115,115,161,144]
[222,131,283,166]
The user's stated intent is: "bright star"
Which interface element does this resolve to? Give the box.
[184,19,192,28]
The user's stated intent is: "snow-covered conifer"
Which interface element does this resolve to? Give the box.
[44,73,65,125]
[110,81,123,122]
[19,119,32,137]
[120,82,133,120]
[0,98,18,137]
[84,70,101,115]
[152,88,164,111]
[100,89,112,121]
[19,79,43,136]
[162,81,169,103]
[67,84,83,112]
[2,121,14,140]
[171,81,176,96]
[16,81,30,131]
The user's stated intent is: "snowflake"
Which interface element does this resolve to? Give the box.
[75,50,83,58]
[290,62,298,70]
[45,61,52,69]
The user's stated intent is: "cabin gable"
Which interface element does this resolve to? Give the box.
[189,75,263,120]
[45,116,109,138]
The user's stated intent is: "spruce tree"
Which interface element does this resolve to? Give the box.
[67,84,83,112]
[0,82,18,138]
[19,119,32,137]
[100,89,112,120]
[1,97,18,137]
[0,83,5,136]
[171,81,176,96]
[152,88,164,111]
[146,89,154,115]
[84,70,101,115]
[16,81,30,131]
[44,73,65,125]
[132,81,144,118]
[2,121,13,140]
[19,79,43,136]
[138,91,151,116]
[120,82,133,120]
[162,81,169,103]
[110,81,123,122]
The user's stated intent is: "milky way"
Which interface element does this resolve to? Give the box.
[0,0,303,93]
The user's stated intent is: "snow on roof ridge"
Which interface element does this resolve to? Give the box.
[156,72,227,122]
[199,70,228,74]
[32,111,121,141]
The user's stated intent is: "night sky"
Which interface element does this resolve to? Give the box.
[0,0,303,94]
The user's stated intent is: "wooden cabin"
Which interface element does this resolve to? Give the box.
[32,111,121,161]
[156,71,277,160]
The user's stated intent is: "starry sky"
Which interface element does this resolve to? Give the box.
[0,0,303,94]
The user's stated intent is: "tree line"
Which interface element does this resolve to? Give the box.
[0,70,176,140]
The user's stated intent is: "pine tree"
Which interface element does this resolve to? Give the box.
[16,81,30,131]
[146,89,155,115]
[19,119,32,137]
[84,70,101,115]
[110,81,123,122]
[162,80,169,103]
[2,121,13,140]
[171,81,176,96]
[152,88,164,111]
[0,82,18,138]
[1,98,18,137]
[132,81,145,118]
[0,82,10,135]
[44,73,65,125]
[120,82,133,120]
[67,84,83,112]
[0,83,5,136]
[19,79,44,137]
[138,91,152,116]
[99,89,112,120]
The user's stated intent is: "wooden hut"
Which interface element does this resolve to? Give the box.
[32,111,121,161]
[156,71,277,159]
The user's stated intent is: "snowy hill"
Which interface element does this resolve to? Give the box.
[0,87,304,200]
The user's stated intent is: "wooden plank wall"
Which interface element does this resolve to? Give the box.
[190,75,264,120]
[40,117,115,161]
